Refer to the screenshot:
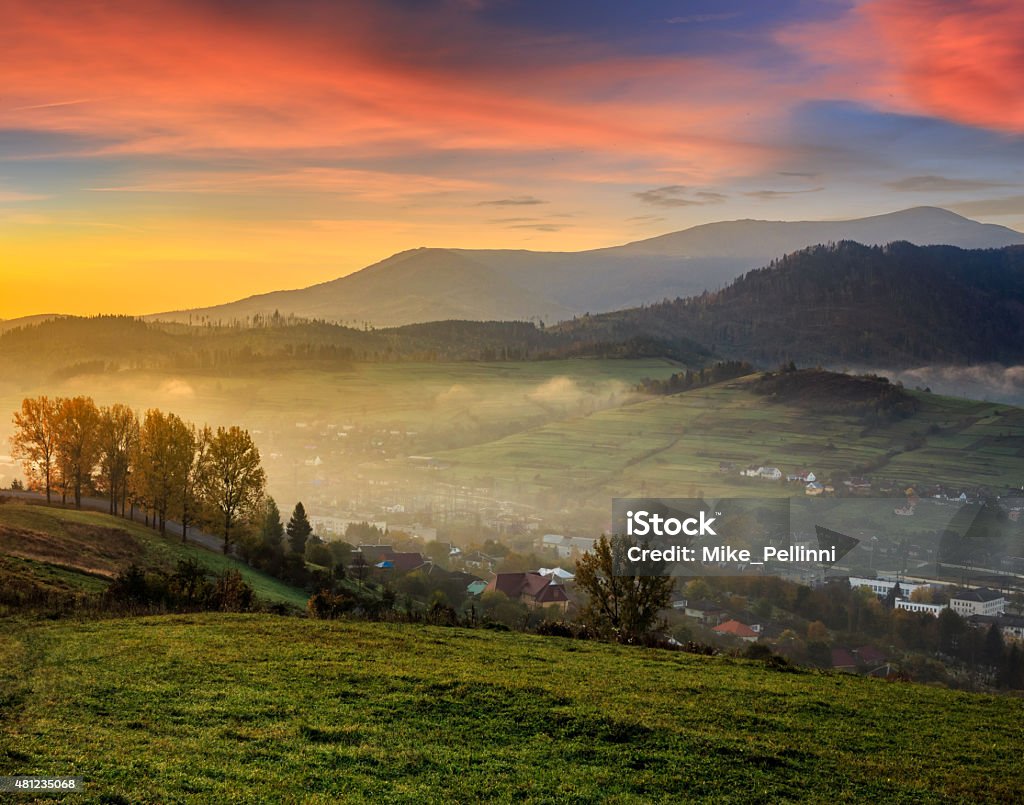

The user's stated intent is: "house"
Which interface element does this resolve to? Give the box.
[733,612,767,636]
[997,614,1024,641]
[462,551,499,572]
[370,551,429,578]
[484,572,570,612]
[541,534,565,550]
[358,544,395,564]
[541,534,596,559]
[788,470,817,483]
[538,567,575,582]
[466,580,488,596]
[713,619,758,643]
[831,648,858,672]
[967,614,1024,642]
[855,645,887,668]
[950,588,1005,617]
[683,599,726,625]
[805,482,824,496]
[743,466,782,480]
[379,551,428,574]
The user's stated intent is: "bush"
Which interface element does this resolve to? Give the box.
[307,589,359,619]
[743,642,774,661]
[210,569,254,612]
[426,602,459,627]
[535,620,575,638]
[105,563,255,613]
[534,620,596,640]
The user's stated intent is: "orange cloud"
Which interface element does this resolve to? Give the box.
[782,0,1024,133]
[0,0,784,180]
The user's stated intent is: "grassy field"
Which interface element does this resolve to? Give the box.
[1,614,1022,803]
[431,376,1024,507]
[0,500,308,609]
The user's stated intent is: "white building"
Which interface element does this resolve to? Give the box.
[949,588,1005,617]
[849,577,931,600]
[894,599,945,616]
[541,534,597,559]
[743,466,782,480]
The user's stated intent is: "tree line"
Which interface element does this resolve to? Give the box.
[9,396,265,553]
[635,360,753,396]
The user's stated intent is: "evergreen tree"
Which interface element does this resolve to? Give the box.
[984,622,1005,669]
[260,496,285,549]
[287,501,313,555]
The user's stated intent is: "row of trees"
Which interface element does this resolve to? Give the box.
[10,396,265,552]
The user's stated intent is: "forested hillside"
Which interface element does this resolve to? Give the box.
[557,242,1024,366]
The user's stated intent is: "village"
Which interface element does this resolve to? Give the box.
[306,510,1023,684]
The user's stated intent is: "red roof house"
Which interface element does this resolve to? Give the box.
[712,619,759,642]
[484,572,569,611]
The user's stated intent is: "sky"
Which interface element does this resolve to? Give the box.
[2,0,1024,318]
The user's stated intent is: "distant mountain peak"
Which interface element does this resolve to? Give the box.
[147,207,1024,328]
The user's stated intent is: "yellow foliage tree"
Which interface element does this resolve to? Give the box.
[10,396,59,503]
[98,403,139,516]
[201,426,266,554]
[53,396,102,509]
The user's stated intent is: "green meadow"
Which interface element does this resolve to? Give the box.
[2,614,1022,803]
[432,377,1024,506]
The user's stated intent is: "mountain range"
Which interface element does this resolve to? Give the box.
[149,207,1024,328]
[7,240,1024,381]
[553,240,1024,367]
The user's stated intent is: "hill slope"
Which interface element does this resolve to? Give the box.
[430,370,1024,510]
[555,241,1024,367]
[148,207,1024,327]
[0,500,307,609]
[1,614,1021,801]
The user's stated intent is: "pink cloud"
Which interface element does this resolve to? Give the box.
[0,0,791,183]
[782,0,1024,132]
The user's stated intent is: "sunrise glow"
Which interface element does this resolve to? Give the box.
[2,0,1024,318]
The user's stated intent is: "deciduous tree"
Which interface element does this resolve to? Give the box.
[575,534,674,642]
[10,396,59,503]
[202,426,266,553]
[98,403,139,516]
[135,410,193,536]
[54,396,102,508]
[179,424,210,542]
